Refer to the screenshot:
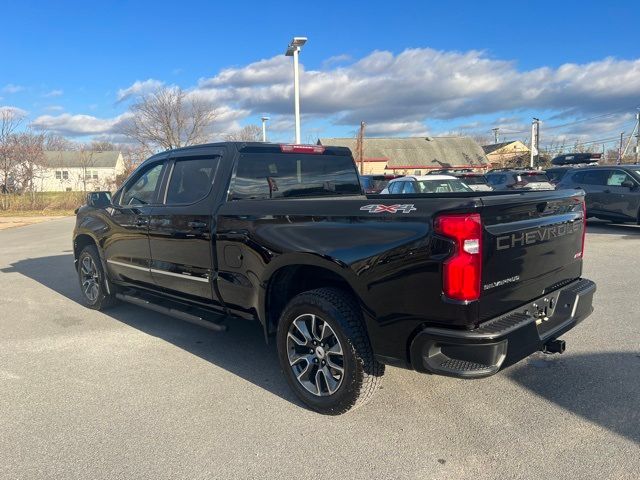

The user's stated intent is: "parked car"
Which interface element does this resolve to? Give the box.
[73,142,595,414]
[485,169,555,191]
[426,170,493,192]
[545,166,574,185]
[360,174,397,194]
[380,175,474,194]
[556,165,640,223]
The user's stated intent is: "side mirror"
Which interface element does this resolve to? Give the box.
[621,180,636,189]
[87,191,112,209]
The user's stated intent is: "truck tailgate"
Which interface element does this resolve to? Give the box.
[478,189,585,321]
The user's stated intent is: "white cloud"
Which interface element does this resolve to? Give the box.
[44,89,63,98]
[0,106,28,118]
[195,48,640,133]
[26,48,640,143]
[2,84,25,94]
[116,79,164,102]
[365,121,430,137]
[31,112,132,136]
[44,105,64,112]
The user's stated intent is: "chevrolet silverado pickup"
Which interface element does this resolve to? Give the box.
[73,142,596,414]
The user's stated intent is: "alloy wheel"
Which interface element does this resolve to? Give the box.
[286,313,345,396]
[80,255,100,303]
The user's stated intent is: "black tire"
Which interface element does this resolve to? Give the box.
[77,245,117,310]
[276,287,384,415]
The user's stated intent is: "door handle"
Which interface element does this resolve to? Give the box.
[135,217,148,227]
[188,221,208,229]
[603,189,611,194]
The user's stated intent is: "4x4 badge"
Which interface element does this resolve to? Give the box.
[360,204,417,214]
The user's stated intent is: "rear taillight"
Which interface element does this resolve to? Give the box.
[280,144,325,154]
[434,213,482,302]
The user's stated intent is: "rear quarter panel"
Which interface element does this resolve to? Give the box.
[215,196,482,362]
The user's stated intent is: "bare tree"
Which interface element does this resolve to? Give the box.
[122,87,216,151]
[113,145,148,188]
[90,140,116,151]
[224,125,262,142]
[44,133,75,151]
[0,108,25,195]
[75,147,98,192]
[11,130,47,197]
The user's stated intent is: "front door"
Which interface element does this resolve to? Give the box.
[602,169,640,220]
[148,153,223,304]
[104,160,167,288]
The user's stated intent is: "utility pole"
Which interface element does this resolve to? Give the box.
[492,127,499,144]
[530,118,540,168]
[355,121,366,174]
[617,131,624,165]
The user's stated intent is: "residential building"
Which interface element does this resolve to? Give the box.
[482,141,530,167]
[37,151,125,192]
[318,136,488,175]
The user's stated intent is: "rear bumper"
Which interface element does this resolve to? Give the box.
[409,278,596,378]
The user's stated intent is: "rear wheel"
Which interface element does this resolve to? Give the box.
[77,245,117,310]
[276,287,384,415]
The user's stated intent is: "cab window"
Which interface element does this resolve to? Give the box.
[402,181,417,194]
[607,171,634,187]
[165,157,220,204]
[120,162,165,206]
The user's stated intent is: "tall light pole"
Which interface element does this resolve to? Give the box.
[530,118,540,168]
[285,37,307,144]
[261,116,270,142]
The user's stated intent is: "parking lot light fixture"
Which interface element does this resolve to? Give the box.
[285,37,307,144]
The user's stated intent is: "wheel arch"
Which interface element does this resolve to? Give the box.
[261,257,363,337]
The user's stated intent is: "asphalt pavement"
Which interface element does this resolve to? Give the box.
[0,217,638,480]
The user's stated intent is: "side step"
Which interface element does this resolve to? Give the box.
[115,293,228,332]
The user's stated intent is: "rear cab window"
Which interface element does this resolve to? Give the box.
[518,172,550,183]
[231,151,361,200]
[165,157,220,204]
[459,175,488,185]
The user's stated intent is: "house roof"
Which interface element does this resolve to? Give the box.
[482,141,530,155]
[318,137,488,169]
[44,151,122,168]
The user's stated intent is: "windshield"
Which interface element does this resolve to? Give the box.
[417,179,473,193]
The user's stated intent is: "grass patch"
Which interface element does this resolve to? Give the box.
[1,192,86,215]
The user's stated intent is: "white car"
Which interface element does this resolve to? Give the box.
[380,175,474,194]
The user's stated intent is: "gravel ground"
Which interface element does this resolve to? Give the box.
[0,217,638,480]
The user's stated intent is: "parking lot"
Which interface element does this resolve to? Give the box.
[0,217,638,480]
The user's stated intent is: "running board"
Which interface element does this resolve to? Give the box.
[115,293,228,332]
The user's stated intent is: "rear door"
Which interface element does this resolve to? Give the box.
[574,170,608,214]
[104,159,168,287]
[147,150,224,303]
[478,190,585,320]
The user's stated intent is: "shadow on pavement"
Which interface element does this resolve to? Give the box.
[1,253,302,408]
[586,220,640,240]
[507,352,640,444]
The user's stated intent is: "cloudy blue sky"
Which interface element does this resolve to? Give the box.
[1,0,639,149]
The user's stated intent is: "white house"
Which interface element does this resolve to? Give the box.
[37,151,125,192]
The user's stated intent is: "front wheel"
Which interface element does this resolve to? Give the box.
[77,245,117,310]
[276,288,384,415]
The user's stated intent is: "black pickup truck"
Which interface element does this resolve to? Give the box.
[73,142,596,414]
